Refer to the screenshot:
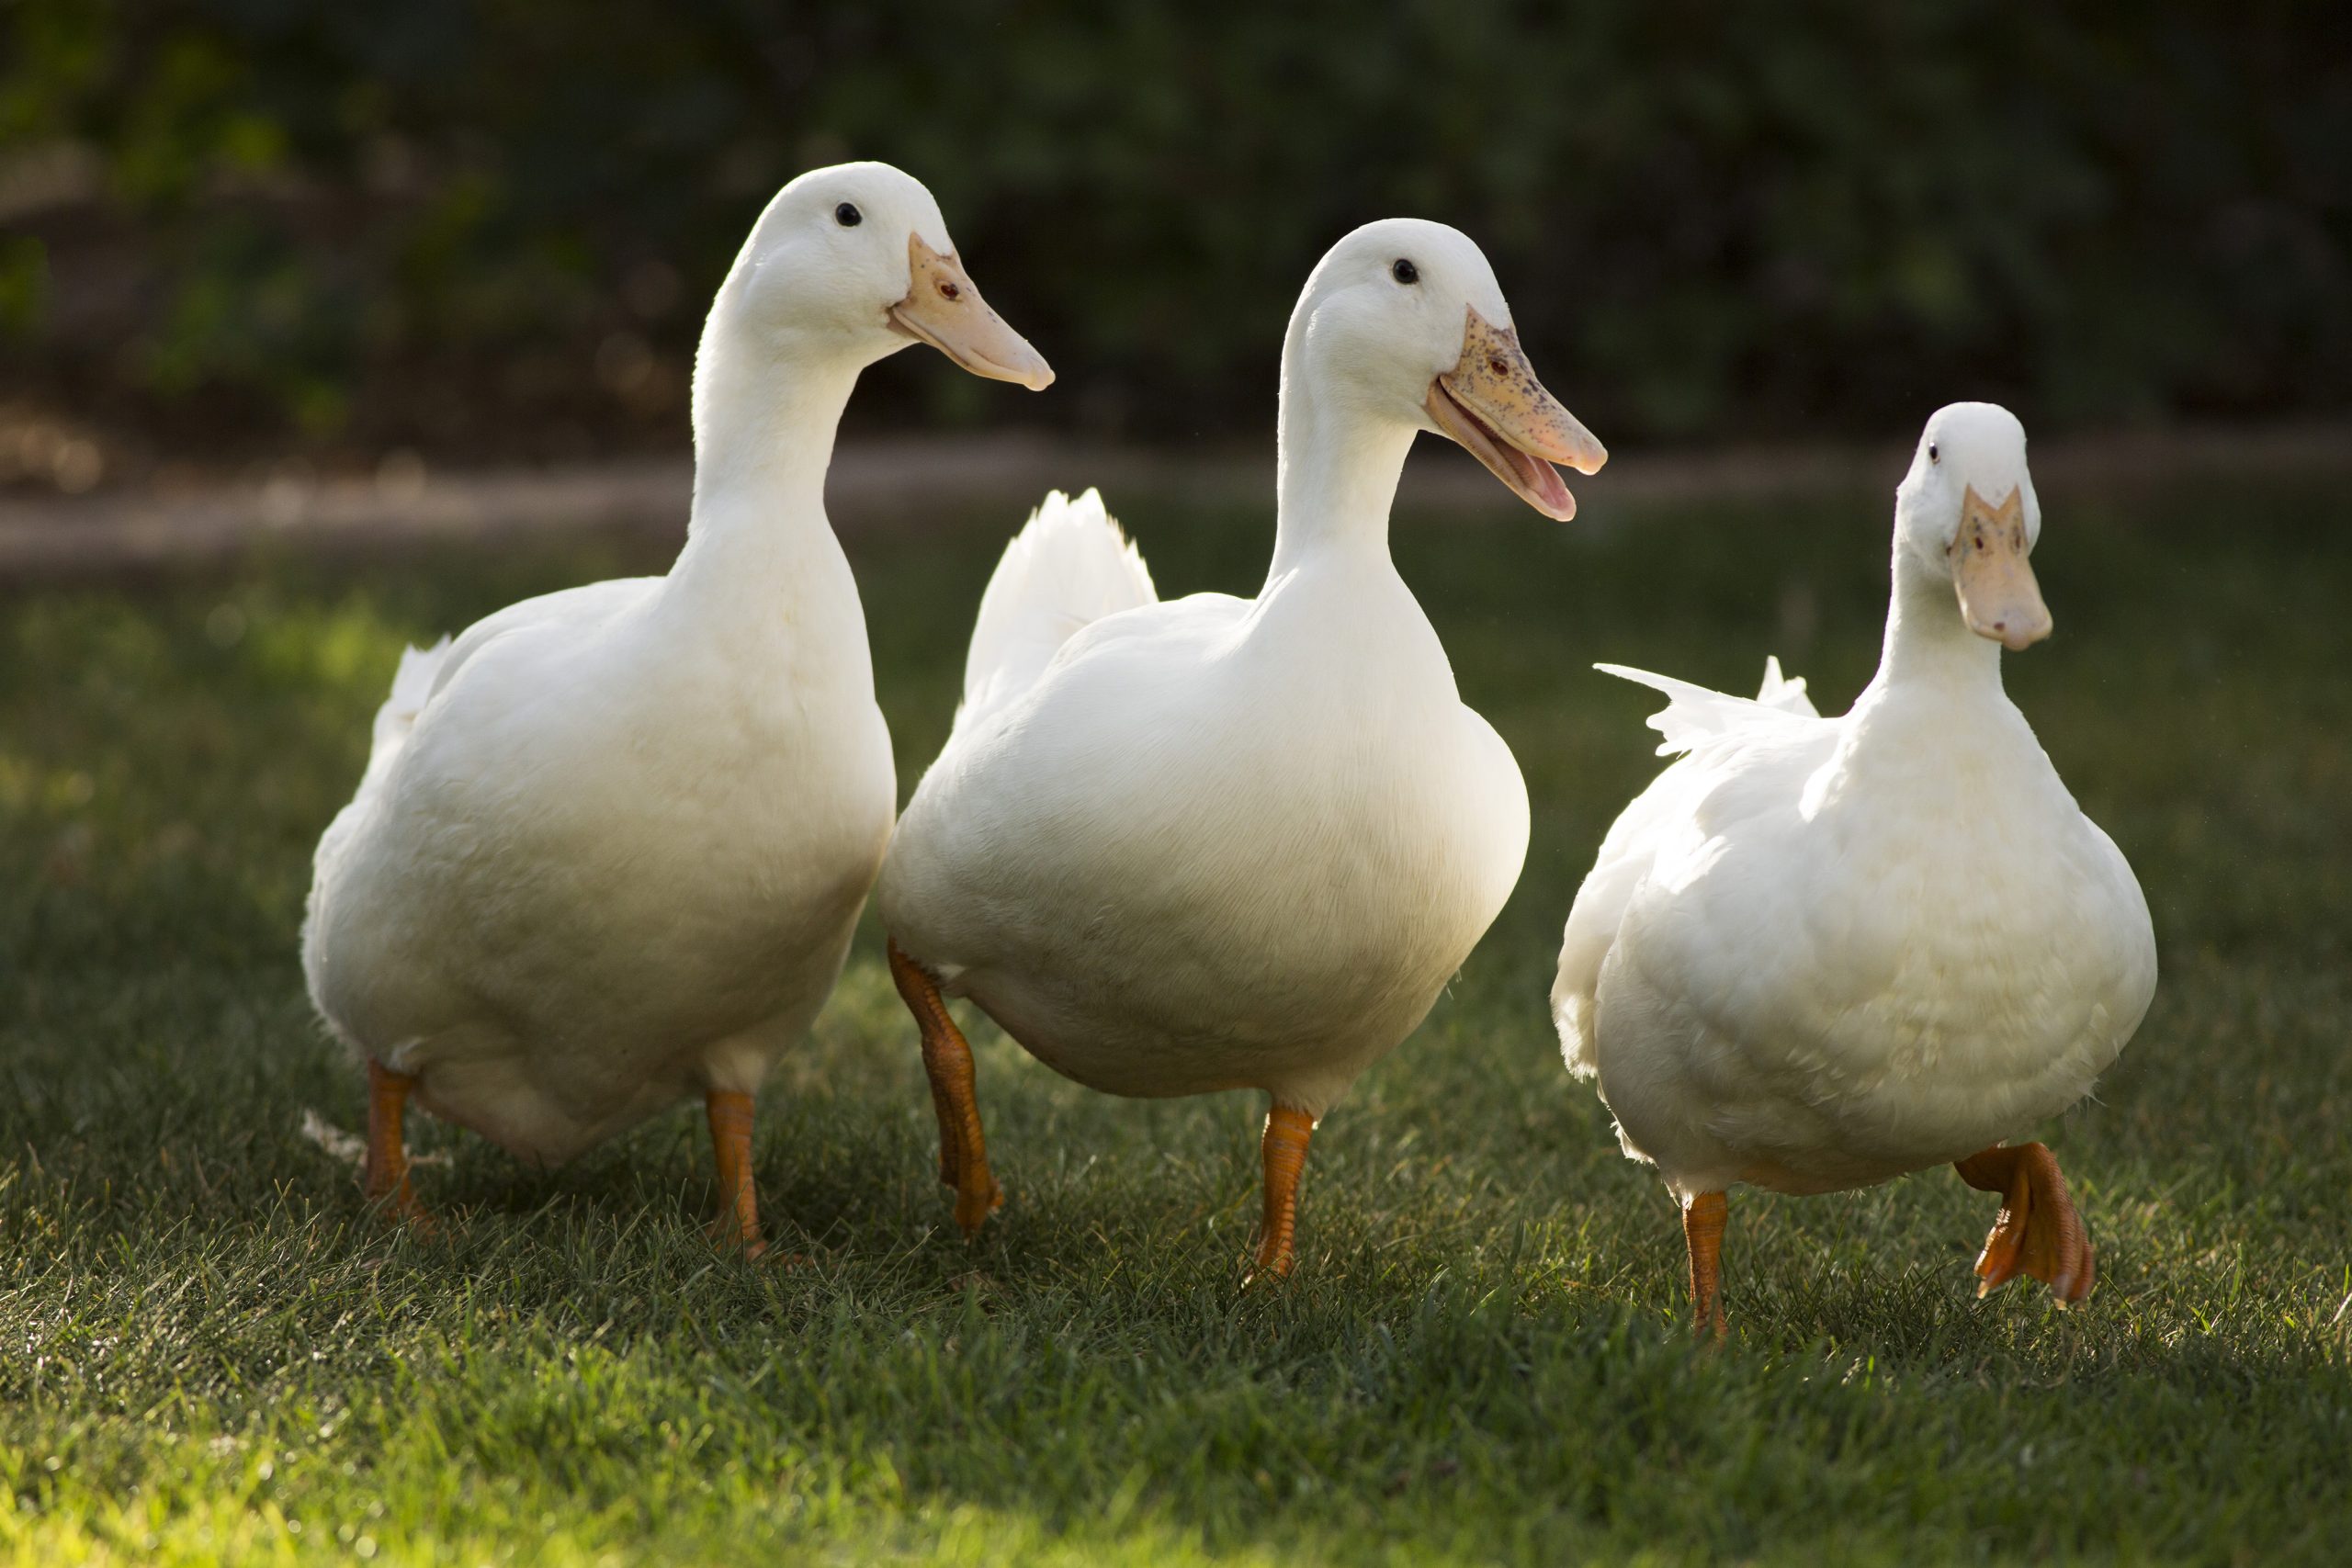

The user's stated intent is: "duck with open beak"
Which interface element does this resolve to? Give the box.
[1423,307,1607,519]
[888,234,1055,391]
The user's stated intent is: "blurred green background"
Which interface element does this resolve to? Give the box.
[4,0,2347,473]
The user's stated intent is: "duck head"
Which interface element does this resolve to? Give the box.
[714,161,1052,390]
[1894,402,2051,650]
[1286,219,1605,519]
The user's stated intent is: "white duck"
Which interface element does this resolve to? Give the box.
[877,221,1607,1275]
[302,162,1051,1254]
[1553,402,2155,1333]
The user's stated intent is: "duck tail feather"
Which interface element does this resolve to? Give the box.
[1754,655,1819,717]
[1596,655,1817,756]
[957,488,1156,734]
[360,635,453,790]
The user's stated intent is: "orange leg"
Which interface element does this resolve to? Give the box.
[1682,1190,1729,1340]
[363,1060,429,1226]
[1250,1104,1317,1281]
[888,939,1004,1236]
[1954,1143,2096,1304]
[705,1089,769,1258]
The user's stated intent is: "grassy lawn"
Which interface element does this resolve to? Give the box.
[4,468,2348,1564]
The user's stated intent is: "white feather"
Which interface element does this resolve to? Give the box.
[1595,655,1818,757]
[959,488,1157,735]
[356,636,451,797]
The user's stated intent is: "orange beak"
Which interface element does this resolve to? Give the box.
[887,234,1054,391]
[1423,307,1605,520]
[1951,485,2052,649]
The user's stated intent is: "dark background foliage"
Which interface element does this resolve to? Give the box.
[3,0,2346,466]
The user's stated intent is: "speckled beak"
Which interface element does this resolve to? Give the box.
[1425,307,1605,521]
[888,234,1054,391]
[1951,485,2052,650]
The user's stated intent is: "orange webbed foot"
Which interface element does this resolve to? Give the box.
[1954,1143,2097,1305]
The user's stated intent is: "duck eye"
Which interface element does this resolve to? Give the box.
[1928,443,1939,463]
[1392,259,1419,285]
[834,202,862,228]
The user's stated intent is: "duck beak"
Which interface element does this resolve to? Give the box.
[1951,485,2052,649]
[888,234,1055,391]
[1425,307,1606,521]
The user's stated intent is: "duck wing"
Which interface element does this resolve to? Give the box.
[1554,659,1831,1075]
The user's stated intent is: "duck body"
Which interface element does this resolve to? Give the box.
[1554,402,2152,1321]
[882,508,1528,1116]
[1561,657,2154,1200]
[305,535,893,1165]
[879,220,1608,1269]
[299,162,1053,1238]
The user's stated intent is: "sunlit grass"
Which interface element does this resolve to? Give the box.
[4,475,2348,1563]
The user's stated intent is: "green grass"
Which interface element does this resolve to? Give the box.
[4,472,2349,1564]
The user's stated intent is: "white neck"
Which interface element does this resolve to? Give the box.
[1862,535,2006,699]
[1265,341,1416,583]
[666,298,865,604]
